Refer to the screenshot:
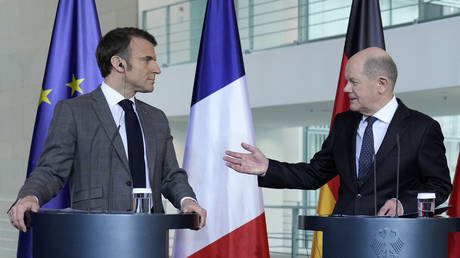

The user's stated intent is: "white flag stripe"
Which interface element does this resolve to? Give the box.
[173,76,264,257]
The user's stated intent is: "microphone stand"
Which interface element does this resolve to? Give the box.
[107,125,121,213]
[395,133,400,218]
[88,125,101,213]
[373,154,377,216]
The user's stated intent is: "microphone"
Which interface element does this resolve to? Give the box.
[373,153,377,216]
[107,125,121,213]
[88,125,101,212]
[395,133,400,217]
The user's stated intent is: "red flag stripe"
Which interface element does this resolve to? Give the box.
[189,213,270,258]
[330,53,350,127]
[447,153,460,217]
[447,152,460,258]
[325,53,350,201]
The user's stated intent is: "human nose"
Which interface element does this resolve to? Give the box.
[152,62,161,75]
[343,81,351,93]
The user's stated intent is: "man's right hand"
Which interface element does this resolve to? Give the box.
[8,195,40,232]
[223,142,269,175]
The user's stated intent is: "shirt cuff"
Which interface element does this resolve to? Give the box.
[32,195,40,205]
[180,197,197,207]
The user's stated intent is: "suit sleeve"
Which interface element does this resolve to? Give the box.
[400,120,452,210]
[17,101,76,205]
[158,112,196,209]
[259,119,339,190]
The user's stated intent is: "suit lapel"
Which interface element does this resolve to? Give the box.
[135,99,156,183]
[376,99,410,161]
[90,87,130,172]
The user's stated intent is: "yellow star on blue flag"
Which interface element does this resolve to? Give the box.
[66,74,84,96]
[39,89,53,105]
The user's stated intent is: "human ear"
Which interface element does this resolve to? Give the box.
[111,56,126,73]
[377,76,389,94]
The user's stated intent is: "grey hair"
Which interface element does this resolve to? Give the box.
[363,54,398,87]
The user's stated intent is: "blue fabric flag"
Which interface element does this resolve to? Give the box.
[17,0,102,257]
[190,0,245,106]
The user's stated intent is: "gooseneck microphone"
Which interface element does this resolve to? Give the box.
[373,153,377,216]
[107,124,121,213]
[395,133,401,217]
[88,125,101,212]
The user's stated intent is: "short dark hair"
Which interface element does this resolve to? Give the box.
[363,54,398,87]
[96,27,157,77]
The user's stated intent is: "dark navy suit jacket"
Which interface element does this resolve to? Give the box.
[259,99,452,215]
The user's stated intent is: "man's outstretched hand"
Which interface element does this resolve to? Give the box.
[223,142,269,175]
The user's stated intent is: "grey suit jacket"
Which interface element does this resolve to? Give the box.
[18,86,195,213]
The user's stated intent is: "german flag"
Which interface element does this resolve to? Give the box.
[311,0,385,257]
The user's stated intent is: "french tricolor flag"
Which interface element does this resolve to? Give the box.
[172,0,269,257]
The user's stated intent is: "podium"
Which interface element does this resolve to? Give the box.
[298,215,460,258]
[31,209,199,258]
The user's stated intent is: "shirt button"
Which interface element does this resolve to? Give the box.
[356,194,362,199]
[126,181,132,186]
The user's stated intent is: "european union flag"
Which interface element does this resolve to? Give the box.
[18,0,103,257]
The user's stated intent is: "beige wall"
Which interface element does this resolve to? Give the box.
[0,1,137,257]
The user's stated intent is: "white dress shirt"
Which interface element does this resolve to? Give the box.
[355,95,398,176]
[101,82,152,191]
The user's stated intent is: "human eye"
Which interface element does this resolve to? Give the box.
[143,56,154,63]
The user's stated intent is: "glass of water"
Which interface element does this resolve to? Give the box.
[417,193,436,217]
[132,188,152,214]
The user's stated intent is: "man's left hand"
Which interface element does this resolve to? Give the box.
[181,199,207,229]
[377,198,404,216]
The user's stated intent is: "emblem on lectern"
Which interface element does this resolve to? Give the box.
[370,227,404,257]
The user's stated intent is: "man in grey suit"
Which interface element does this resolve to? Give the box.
[9,27,206,232]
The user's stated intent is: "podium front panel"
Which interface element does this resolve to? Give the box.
[298,216,460,258]
[31,210,198,258]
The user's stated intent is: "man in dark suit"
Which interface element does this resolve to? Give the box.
[9,27,206,232]
[224,47,452,216]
